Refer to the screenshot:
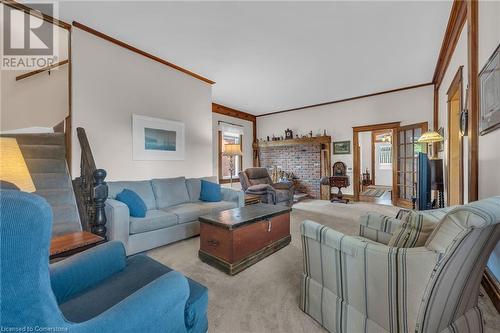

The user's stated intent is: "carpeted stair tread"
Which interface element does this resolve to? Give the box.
[0,133,65,145]
[35,189,76,206]
[51,204,81,224]
[19,144,66,159]
[31,173,72,190]
[2,133,82,237]
[25,158,67,173]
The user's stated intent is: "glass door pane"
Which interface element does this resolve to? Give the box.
[395,122,428,208]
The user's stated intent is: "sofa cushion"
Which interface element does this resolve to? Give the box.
[200,180,222,202]
[108,181,156,211]
[186,176,218,202]
[198,200,237,214]
[152,177,190,209]
[116,189,147,218]
[388,210,439,248]
[59,254,208,332]
[162,203,211,224]
[129,209,178,235]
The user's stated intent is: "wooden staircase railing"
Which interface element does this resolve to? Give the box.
[73,127,108,239]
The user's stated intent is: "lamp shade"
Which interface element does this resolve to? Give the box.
[0,138,35,192]
[417,131,444,143]
[223,144,242,156]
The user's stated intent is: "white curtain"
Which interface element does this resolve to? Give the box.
[217,122,243,135]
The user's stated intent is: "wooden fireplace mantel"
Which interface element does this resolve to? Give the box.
[253,136,331,149]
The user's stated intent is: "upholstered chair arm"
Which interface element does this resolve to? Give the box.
[221,186,245,207]
[301,220,440,332]
[246,183,276,194]
[72,271,190,333]
[271,181,294,190]
[358,213,404,244]
[105,199,130,247]
[246,184,276,204]
[50,241,126,303]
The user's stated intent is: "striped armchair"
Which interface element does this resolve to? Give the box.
[300,197,500,333]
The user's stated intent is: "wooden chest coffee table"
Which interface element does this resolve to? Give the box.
[198,203,291,275]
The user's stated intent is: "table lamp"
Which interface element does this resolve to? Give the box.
[0,138,36,192]
[417,130,444,157]
[223,143,242,188]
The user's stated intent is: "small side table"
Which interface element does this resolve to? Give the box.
[50,231,105,260]
[245,194,261,206]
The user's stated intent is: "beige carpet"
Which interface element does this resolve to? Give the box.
[148,200,499,333]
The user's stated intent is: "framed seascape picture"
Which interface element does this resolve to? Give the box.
[132,114,185,160]
[333,141,351,154]
[479,43,500,135]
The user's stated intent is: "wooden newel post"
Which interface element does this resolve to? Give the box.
[92,169,108,239]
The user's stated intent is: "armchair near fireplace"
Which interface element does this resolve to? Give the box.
[239,168,294,207]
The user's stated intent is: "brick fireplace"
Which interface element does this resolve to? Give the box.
[254,136,331,199]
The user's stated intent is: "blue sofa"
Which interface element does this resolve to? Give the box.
[105,176,244,255]
[0,190,208,332]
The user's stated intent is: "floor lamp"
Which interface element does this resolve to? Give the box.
[223,144,242,188]
[417,130,445,208]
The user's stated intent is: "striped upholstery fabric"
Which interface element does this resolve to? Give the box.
[300,197,500,333]
[388,208,452,248]
[358,213,403,245]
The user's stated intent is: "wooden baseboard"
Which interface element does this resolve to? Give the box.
[482,267,500,313]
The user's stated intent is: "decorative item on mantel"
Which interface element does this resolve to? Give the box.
[285,129,293,139]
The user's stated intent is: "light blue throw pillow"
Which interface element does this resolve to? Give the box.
[200,180,221,202]
[116,189,147,217]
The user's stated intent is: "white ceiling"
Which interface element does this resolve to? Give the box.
[54,1,452,115]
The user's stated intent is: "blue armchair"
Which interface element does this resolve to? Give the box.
[0,190,208,332]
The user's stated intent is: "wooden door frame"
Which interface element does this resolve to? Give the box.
[353,121,401,202]
[393,122,429,209]
[446,66,464,205]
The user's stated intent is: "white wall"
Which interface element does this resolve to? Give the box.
[478,0,500,281]
[436,25,469,204]
[359,131,372,176]
[0,8,69,131]
[71,29,213,181]
[374,142,393,186]
[212,113,254,180]
[257,85,434,194]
